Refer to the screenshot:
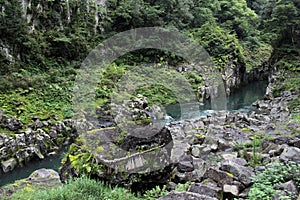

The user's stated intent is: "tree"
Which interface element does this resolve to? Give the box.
[214,0,258,38]
[267,0,300,47]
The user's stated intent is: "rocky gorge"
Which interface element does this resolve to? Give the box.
[0,0,299,199]
[0,66,299,200]
[0,63,271,177]
[0,75,299,200]
[58,80,299,199]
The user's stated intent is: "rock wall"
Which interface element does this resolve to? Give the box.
[0,111,78,174]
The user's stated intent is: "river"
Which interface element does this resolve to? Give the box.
[0,81,268,187]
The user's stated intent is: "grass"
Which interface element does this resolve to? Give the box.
[5,176,192,200]
[6,176,142,200]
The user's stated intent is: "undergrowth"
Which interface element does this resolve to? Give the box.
[248,161,300,200]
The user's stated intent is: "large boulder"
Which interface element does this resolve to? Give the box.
[29,168,60,181]
[273,180,299,200]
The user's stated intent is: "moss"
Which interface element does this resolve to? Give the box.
[0,127,15,136]
[226,172,234,178]
[55,137,65,145]
[241,127,251,133]
[195,133,205,139]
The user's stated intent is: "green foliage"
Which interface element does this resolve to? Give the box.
[7,176,141,200]
[242,42,273,71]
[66,137,103,175]
[134,84,177,106]
[175,182,192,192]
[143,185,169,200]
[214,0,258,38]
[95,63,127,105]
[0,89,71,124]
[248,161,300,200]
[233,133,265,167]
[7,176,192,200]
[189,22,246,70]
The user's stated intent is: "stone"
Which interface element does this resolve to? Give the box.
[1,117,23,131]
[48,129,58,138]
[221,152,238,161]
[239,188,250,198]
[158,191,218,200]
[33,147,45,159]
[192,158,207,177]
[191,145,201,158]
[220,160,255,186]
[254,166,266,172]
[218,139,231,151]
[289,138,300,148]
[203,168,234,185]
[211,144,218,151]
[223,184,239,196]
[188,183,223,199]
[29,168,60,181]
[262,142,283,156]
[177,155,194,173]
[200,145,212,155]
[166,182,177,191]
[0,146,9,160]
[0,168,62,198]
[174,171,202,183]
[274,180,299,197]
[280,146,300,163]
[231,158,248,166]
[1,158,17,173]
[16,148,32,163]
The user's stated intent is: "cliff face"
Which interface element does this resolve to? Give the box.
[0,0,106,65]
[19,0,106,32]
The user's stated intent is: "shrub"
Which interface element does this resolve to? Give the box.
[248,161,300,200]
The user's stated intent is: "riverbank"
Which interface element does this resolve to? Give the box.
[0,118,77,175]
[0,80,267,182]
[1,80,299,200]
[57,80,299,199]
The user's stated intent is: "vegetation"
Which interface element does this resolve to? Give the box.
[6,176,141,200]
[248,161,300,200]
[0,0,299,124]
[5,176,191,200]
[0,0,299,199]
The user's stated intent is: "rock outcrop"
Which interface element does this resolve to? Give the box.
[0,114,78,174]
